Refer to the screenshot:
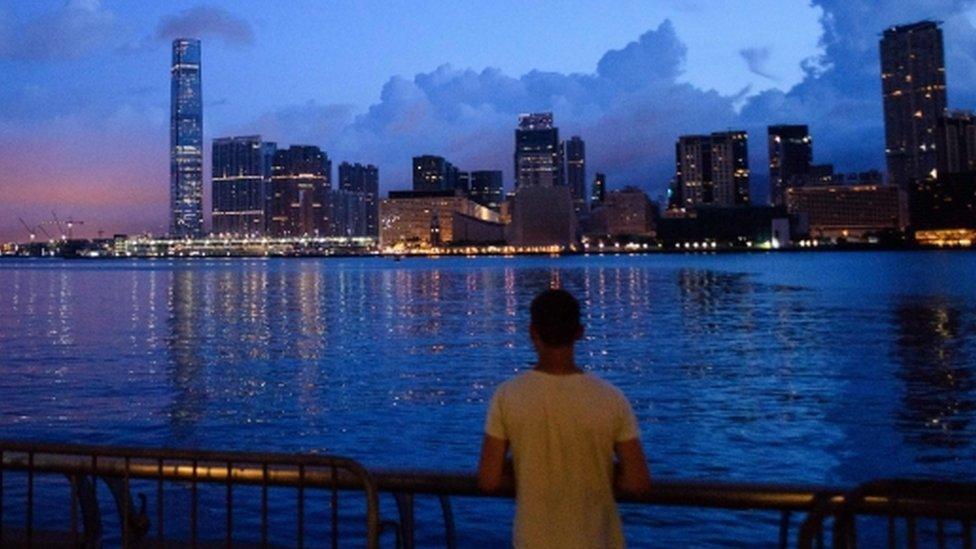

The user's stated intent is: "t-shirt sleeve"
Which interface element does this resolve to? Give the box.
[615,392,641,443]
[484,388,507,440]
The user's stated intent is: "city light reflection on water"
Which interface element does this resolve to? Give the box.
[0,252,974,546]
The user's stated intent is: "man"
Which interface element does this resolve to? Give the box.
[477,288,652,548]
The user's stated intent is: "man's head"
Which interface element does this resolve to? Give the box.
[530,289,584,349]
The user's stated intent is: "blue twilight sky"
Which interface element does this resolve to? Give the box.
[3,0,976,239]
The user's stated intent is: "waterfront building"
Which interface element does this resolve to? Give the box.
[657,206,791,248]
[590,186,656,238]
[170,38,204,237]
[591,172,606,204]
[212,136,276,236]
[269,146,331,237]
[564,136,587,213]
[768,125,812,206]
[673,131,750,209]
[910,111,976,234]
[506,186,576,248]
[379,191,502,248]
[881,21,947,189]
[338,162,379,236]
[468,170,504,211]
[413,155,460,192]
[326,189,368,237]
[515,113,563,188]
[786,184,909,240]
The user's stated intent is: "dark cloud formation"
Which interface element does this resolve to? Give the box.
[155,6,254,46]
[740,47,775,80]
[0,0,115,61]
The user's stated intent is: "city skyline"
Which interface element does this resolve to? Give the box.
[5,2,976,240]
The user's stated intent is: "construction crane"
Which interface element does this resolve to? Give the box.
[18,217,36,242]
[51,211,66,240]
[36,225,53,241]
[64,218,85,240]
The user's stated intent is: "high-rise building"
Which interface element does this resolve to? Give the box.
[881,21,948,189]
[935,111,976,175]
[269,146,331,237]
[564,136,587,213]
[515,113,563,188]
[768,125,812,206]
[468,170,504,211]
[413,155,460,192]
[212,136,276,236]
[674,131,750,209]
[170,38,204,237]
[338,162,379,236]
[591,173,606,204]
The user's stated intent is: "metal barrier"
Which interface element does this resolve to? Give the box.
[0,440,381,548]
[1,441,973,548]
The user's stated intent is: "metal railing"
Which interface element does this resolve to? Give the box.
[1,441,973,548]
[0,440,381,548]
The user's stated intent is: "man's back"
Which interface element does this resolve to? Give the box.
[485,370,640,548]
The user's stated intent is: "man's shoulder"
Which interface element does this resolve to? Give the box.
[493,370,536,395]
[581,373,630,402]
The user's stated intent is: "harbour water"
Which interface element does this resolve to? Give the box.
[1,252,974,546]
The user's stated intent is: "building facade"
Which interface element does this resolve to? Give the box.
[768,125,812,206]
[338,162,379,236]
[935,111,976,175]
[268,146,331,237]
[515,113,563,188]
[604,187,656,237]
[880,21,947,189]
[211,136,276,236]
[674,131,750,209]
[506,186,577,248]
[591,172,606,204]
[786,184,909,239]
[468,170,504,211]
[564,136,587,213]
[170,38,204,237]
[413,155,460,192]
[379,191,501,248]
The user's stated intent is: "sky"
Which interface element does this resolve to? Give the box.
[3,0,976,240]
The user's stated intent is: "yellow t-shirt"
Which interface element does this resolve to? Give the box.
[485,370,641,549]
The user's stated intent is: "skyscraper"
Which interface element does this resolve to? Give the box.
[212,136,276,236]
[338,162,379,236]
[269,146,331,237]
[935,111,976,175]
[515,113,563,188]
[413,155,459,192]
[564,136,587,213]
[468,170,504,211]
[880,21,947,189]
[673,131,750,209]
[170,38,204,237]
[768,125,812,206]
[591,173,606,204]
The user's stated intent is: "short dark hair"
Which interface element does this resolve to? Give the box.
[530,289,581,347]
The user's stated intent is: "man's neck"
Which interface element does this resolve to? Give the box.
[534,347,583,375]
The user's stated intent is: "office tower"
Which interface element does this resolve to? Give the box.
[269,146,331,237]
[413,155,460,192]
[515,113,563,188]
[468,170,504,211]
[674,131,750,208]
[935,111,976,175]
[457,171,471,194]
[170,38,204,237]
[880,21,947,189]
[591,173,606,204]
[212,136,276,236]
[768,125,812,206]
[786,184,908,239]
[564,136,587,213]
[338,162,380,236]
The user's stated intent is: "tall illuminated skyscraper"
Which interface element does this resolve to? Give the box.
[674,131,750,209]
[768,125,812,206]
[170,38,204,237]
[212,136,276,236]
[515,113,563,188]
[564,136,586,213]
[880,21,947,189]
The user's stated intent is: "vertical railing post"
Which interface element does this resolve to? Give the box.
[191,459,198,548]
[297,464,305,549]
[226,461,233,548]
[26,451,34,547]
[330,464,339,549]
[157,458,164,543]
[261,462,269,549]
[778,510,790,549]
[393,492,416,549]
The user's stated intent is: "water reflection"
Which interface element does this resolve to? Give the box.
[892,298,975,455]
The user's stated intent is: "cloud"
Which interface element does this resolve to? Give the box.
[739,47,776,80]
[155,6,254,46]
[0,0,116,61]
